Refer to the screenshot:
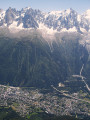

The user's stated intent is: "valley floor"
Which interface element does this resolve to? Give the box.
[0,84,90,119]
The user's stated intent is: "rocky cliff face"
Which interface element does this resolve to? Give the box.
[0,33,89,88]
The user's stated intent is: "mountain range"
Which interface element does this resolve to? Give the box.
[0,7,90,90]
[0,7,90,33]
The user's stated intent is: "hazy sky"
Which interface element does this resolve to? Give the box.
[0,0,90,13]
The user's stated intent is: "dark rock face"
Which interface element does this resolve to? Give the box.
[23,13,38,28]
[4,8,17,26]
[0,34,89,88]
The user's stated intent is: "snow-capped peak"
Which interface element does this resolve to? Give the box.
[83,9,90,21]
[24,7,31,10]
[21,7,31,12]
[65,8,73,14]
[49,11,62,15]
[84,9,90,16]
[0,9,6,21]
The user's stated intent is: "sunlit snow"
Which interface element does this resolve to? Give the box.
[61,27,77,32]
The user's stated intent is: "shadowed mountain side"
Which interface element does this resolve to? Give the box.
[0,32,89,88]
